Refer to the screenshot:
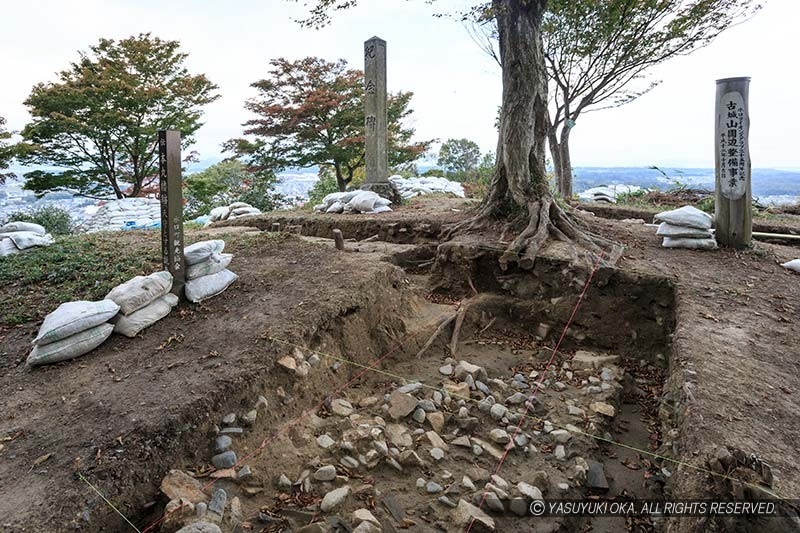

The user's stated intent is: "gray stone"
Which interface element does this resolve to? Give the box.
[509,498,528,517]
[307,353,321,366]
[385,424,413,448]
[439,364,453,376]
[212,451,237,469]
[506,392,527,405]
[490,475,509,491]
[465,374,476,390]
[314,465,337,481]
[476,380,491,396]
[418,399,437,412]
[433,391,443,405]
[331,399,354,417]
[461,476,476,491]
[514,434,528,447]
[489,403,507,420]
[426,481,443,493]
[427,411,445,432]
[222,413,236,425]
[237,465,252,480]
[372,440,389,456]
[219,427,243,435]
[399,450,423,467]
[277,474,292,488]
[388,391,418,419]
[196,502,207,518]
[567,405,585,416]
[242,409,257,426]
[320,485,351,512]
[553,381,567,391]
[489,429,510,444]
[214,435,232,453]
[255,395,269,410]
[208,487,227,517]
[457,416,480,432]
[472,444,483,456]
[430,447,445,461]
[601,367,614,381]
[412,408,426,424]
[486,483,509,500]
[517,482,543,500]
[397,382,423,394]
[316,434,336,449]
[458,406,470,418]
[453,499,495,531]
[482,491,505,513]
[340,456,360,469]
[416,477,426,488]
[586,461,609,491]
[550,429,571,443]
[438,495,458,508]
[555,445,566,461]
[452,435,471,448]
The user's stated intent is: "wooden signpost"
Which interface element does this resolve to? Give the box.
[158,130,185,296]
[714,77,751,248]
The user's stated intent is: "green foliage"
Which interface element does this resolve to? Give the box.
[19,33,219,199]
[2,205,74,235]
[0,116,14,183]
[422,168,444,178]
[437,138,482,181]
[227,57,432,192]
[307,166,341,207]
[184,159,283,218]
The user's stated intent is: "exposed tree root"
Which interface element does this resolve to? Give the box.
[444,194,623,271]
[449,301,470,357]
[416,313,457,359]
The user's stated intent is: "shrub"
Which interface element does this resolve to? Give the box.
[3,205,73,235]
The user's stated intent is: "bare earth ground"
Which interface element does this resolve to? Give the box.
[0,198,798,532]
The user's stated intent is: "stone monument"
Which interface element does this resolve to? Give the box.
[361,36,401,204]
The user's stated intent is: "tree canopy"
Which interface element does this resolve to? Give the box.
[437,138,482,181]
[0,116,14,183]
[543,0,761,197]
[184,159,282,219]
[227,56,431,192]
[18,33,219,199]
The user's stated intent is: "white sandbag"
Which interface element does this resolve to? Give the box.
[5,231,54,250]
[654,206,713,230]
[662,237,718,250]
[33,300,120,346]
[228,201,252,209]
[209,206,230,221]
[186,253,233,280]
[0,221,47,235]
[313,203,326,212]
[372,205,393,213]
[113,293,179,338]
[781,259,800,273]
[184,240,225,266]
[348,191,381,213]
[656,222,713,239]
[28,323,114,366]
[374,197,392,207]
[184,269,238,303]
[0,238,19,257]
[326,201,345,214]
[105,271,173,315]
[230,206,261,217]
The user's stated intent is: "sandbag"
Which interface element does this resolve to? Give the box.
[184,240,225,266]
[34,300,120,346]
[186,253,233,280]
[0,238,19,257]
[209,206,230,221]
[781,259,800,273]
[326,201,345,214]
[105,271,173,315]
[654,206,713,230]
[184,269,238,303]
[28,323,114,366]
[662,237,718,250]
[113,293,179,337]
[5,231,54,250]
[656,222,713,239]
[372,205,393,213]
[228,201,252,209]
[348,191,381,213]
[230,206,261,217]
[374,197,392,207]
[0,221,46,235]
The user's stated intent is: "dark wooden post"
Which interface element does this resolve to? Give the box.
[333,229,345,251]
[158,130,185,296]
[715,77,752,248]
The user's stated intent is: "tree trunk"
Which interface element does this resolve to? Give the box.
[557,127,573,199]
[333,162,346,192]
[444,0,622,270]
[547,121,562,190]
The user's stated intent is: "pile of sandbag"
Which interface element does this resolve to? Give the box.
[81,198,162,233]
[183,240,238,303]
[106,271,178,337]
[388,174,465,199]
[313,190,393,214]
[27,300,120,366]
[654,206,717,250]
[208,202,262,223]
[578,184,644,203]
[0,221,55,257]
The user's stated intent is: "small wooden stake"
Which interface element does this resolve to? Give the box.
[333,229,345,251]
[271,222,281,232]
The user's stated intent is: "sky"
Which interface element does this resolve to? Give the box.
[2,0,798,170]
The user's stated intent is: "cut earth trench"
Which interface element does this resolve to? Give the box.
[137,235,687,533]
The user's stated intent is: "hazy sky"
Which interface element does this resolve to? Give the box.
[2,0,798,169]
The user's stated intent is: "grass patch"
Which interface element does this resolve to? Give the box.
[0,231,161,326]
